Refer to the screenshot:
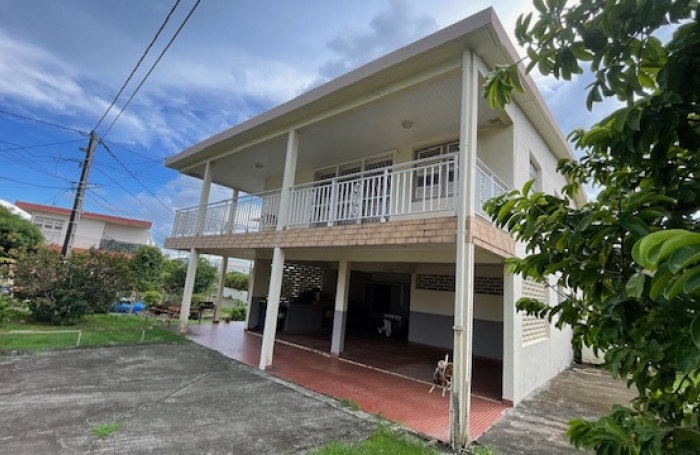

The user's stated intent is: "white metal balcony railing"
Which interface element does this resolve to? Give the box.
[475,157,509,218]
[170,155,509,238]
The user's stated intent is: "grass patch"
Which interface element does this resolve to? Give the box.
[471,445,500,455]
[312,428,438,455]
[92,423,121,438]
[338,398,360,411]
[0,312,185,351]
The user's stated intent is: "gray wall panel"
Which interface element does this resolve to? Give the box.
[408,311,503,360]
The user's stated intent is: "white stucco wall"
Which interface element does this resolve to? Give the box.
[501,103,574,404]
[478,125,515,187]
[73,218,105,249]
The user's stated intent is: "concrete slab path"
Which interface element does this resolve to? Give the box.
[0,343,376,455]
[478,366,636,454]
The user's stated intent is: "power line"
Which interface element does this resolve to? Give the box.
[93,0,182,131]
[85,192,172,242]
[102,0,202,138]
[0,175,73,189]
[0,108,88,135]
[98,141,174,214]
[0,139,76,182]
[0,139,83,153]
[99,139,163,163]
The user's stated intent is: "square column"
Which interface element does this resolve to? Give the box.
[213,256,229,323]
[179,248,200,335]
[259,247,286,370]
[502,264,519,404]
[331,260,351,356]
[179,161,213,335]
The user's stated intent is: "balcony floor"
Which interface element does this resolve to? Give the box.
[187,322,509,442]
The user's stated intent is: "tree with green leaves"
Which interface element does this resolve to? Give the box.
[0,206,43,260]
[225,270,249,291]
[131,245,165,292]
[163,257,218,297]
[483,0,699,453]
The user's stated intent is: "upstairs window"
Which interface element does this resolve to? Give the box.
[414,141,458,199]
[529,159,540,193]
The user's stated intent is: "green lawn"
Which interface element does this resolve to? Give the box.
[0,312,185,351]
[311,429,439,455]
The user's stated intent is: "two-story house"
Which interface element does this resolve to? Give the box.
[16,201,153,253]
[163,8,585,446]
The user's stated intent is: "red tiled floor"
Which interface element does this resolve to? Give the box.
[188,323,509,442]
[277,329,503,400]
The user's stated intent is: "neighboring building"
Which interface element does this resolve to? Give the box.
[163,9,586,445]
[0,199,31,220]
[15,201,153,253]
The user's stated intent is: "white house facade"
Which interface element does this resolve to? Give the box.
[163,8,584,447]
[16,201,153,253]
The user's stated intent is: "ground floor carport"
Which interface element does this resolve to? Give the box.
[245,256,508,403]
[188,322,509,441]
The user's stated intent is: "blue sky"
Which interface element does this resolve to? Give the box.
[0,0,616,245]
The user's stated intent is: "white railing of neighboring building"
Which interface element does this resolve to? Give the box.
[170,154,509,237]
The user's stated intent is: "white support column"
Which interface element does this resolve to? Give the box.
[451,48,479,449]
[276,130,299,230]
[331,259,351,355]
[259,247,285,370]
[179,161,213,335]
[502,264,519,404]
[213,256,229,323]
[226,189,240,233]
[243,258,257,330]
[195,161,214,235]
[179,248,200,335]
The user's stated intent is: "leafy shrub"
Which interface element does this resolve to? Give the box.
[29,294,90,326]
[0,294,15,325]
[142,291,162,307]
[230,306,247,321]
[229,298,246,307]
[14,247,132,325]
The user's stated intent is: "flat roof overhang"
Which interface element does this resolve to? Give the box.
[165,7,585,207]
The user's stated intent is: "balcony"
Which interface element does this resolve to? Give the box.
[170,155,508,238]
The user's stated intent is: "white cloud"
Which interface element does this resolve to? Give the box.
[312,0,438,84]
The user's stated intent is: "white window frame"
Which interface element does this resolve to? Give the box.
[33,215,65,245]
[529,157,541,193]
[414,141,458,200]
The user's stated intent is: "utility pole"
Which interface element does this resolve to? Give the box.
[61,131,97,257]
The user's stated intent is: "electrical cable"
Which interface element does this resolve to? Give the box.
[101,0,201,138]
[98,141,174,214]
[93,0,182,130]
[0,175,71,189]
[0,109,88,135]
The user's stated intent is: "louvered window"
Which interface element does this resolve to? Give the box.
[414,141,457,199]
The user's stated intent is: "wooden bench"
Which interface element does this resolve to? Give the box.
[147,302,216,325]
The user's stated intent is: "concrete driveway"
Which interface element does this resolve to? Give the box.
[0,343,376,455]
[478,366,636,454]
